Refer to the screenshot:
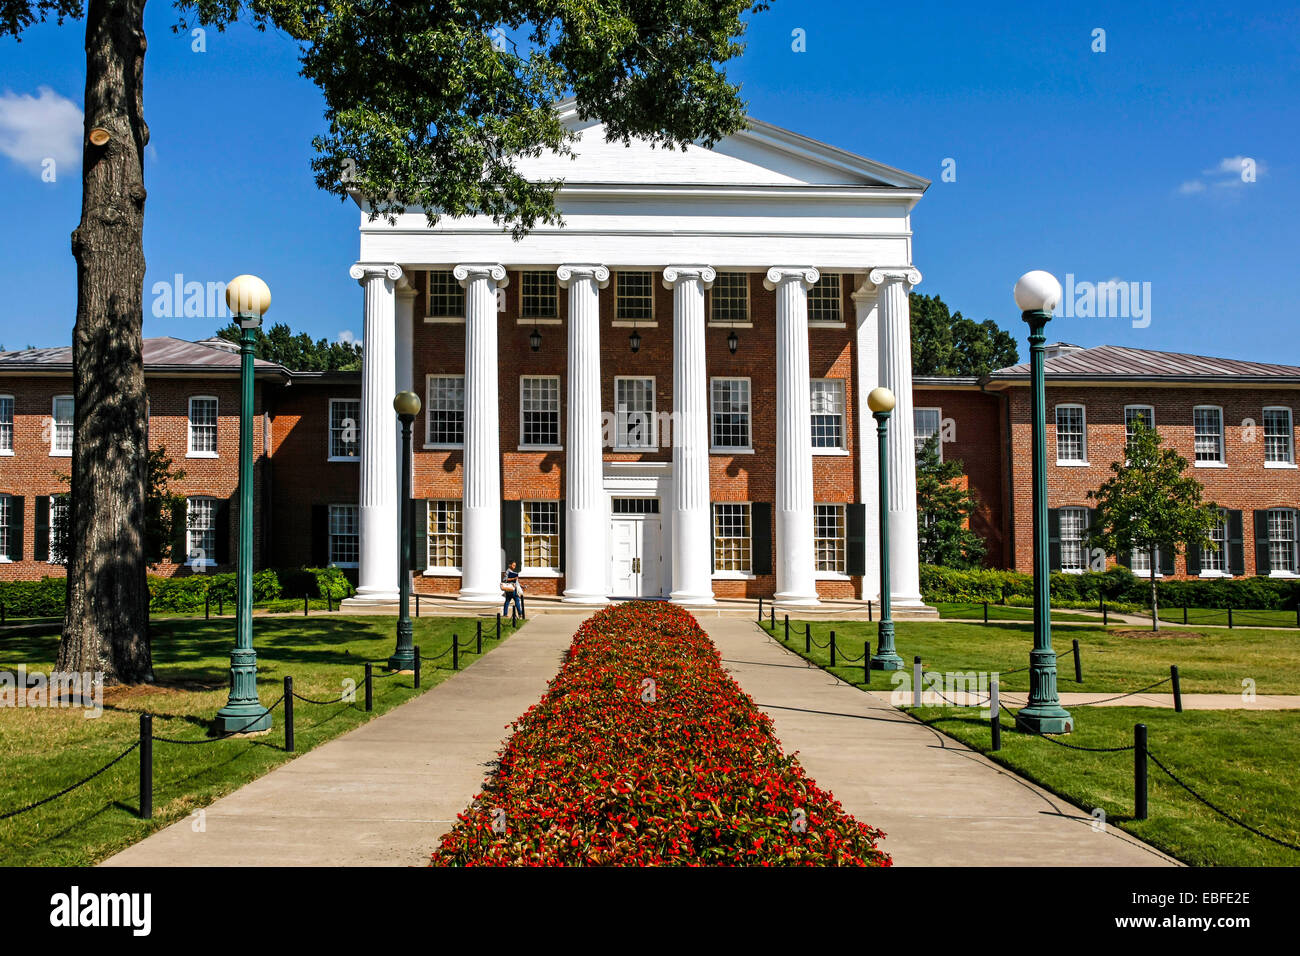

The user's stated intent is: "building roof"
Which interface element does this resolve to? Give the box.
[0,337,290,377]
[987,344,1300,385]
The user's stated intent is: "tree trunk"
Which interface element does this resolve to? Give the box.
[1150,546,1159,632]
[56,0,153,684]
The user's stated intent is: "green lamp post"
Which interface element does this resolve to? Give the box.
[214,274,273,735]
[1013,270,1073,735]
[388,390,422,672]
[868,386,903,670]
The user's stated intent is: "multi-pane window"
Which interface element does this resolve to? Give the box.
[426,375,465,446]
[521,271,558,319]
[0,494,10,559]
[0,396,12,453]
[427,500,462,569]
[520,376,560,447]
[1124,406,1155,450]
[615,271,654,321]
[1268,509,1297,574]
[188,397,218,456]
[612,498,660,514]
[713,503,752,573]
[329,504,359,566]
[52,395,74,454]
[914,407,942,460]
[1129,546,1160,575]
[814,504,846,573]
[615,377,656,449]
[710,272,749,322]
[426,270,463,318]
[1055,405,1086,462]
[329,399,361,459]
[1194,406,1224,463]
[807,273,842,323]
[710,378,751,449]
[1059,507,1088,572]
[187,496,216,566]
[522,501,560,570]
[810,379,846,449]
[1201,509,1228,573]
[1264,408,1294,464]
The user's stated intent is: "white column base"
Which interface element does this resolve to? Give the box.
[772,592,821,606]
[670,590,717,606]
[562,592,609,605]
[342,591,399,607]
[456,589,503,606]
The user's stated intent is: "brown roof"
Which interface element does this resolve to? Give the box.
[989,345,1300,384]
[0,337,288,376]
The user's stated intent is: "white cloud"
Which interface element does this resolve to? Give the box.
[1178,180,1207,194]
[337,329,356,345]
[1179,156,1266,196]
[0,86,82,176]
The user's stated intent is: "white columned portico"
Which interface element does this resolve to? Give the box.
[558,264,610,603]
[456,263,509,604]
[765,267,820,606]
[349,262,403,604]
[852,275,881,601]
[872,267,925,607]
[664,266,716,605]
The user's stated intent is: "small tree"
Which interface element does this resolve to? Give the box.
[1086,420,1219,630]
[916,436,986,569]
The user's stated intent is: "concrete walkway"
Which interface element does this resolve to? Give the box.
[700,617,1180,866]
[102,614,585,867]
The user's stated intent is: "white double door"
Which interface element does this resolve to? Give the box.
[609,512,663,598]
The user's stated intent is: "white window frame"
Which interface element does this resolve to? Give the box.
[425,374,466,448]
[424,269,465,323]
[711,502,753,578]
[1124,405,1155,444]
[1059,506,1088,574]
[0,395,13,456]
[519,375,561,450]
[613,376,657,451]
[810,379,847,454]
[612,271,656,327]
[807,272,844,326]
[425,499,463,576]
[328,503,360,568]
[709,377,753,453]
[521,500,561,575]
[708,272,752,327]
[1128,544,1163,579]
[186,495,217,569]
[814,503,847,578]
[1199,508,1230,577]
[1193,405,1226,467]
[519,270,561,324]
[328,398,361,462]
[914,406,943,461]
[1054,404,1088,465]
[1263,405,1294,468]
[187,396,219,459]
[51,394,74,457]
[0,493,11,562]
[1267,508,1298,577]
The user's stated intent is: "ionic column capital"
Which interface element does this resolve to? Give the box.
[868,266,923,289]
[349,262,404,284]
[557,264,610,288]
[764,266,819,291]
[453,263,509,287]
[663,265,716,289]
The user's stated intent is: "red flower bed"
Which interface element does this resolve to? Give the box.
[432,601,890,866]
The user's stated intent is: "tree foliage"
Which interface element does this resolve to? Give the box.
[1086,419,1219,630]
[910,293,1020,377]
[915,436,986,569]
[215,322,361,371]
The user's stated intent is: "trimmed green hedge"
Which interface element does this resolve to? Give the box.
[921,564,1300,611]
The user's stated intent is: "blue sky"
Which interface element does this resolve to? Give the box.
[1,1,1296,362]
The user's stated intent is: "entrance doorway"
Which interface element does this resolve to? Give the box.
[609,498,663,598]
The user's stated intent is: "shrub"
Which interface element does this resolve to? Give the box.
[433,601,890,867]
[147,570,282,612]
[274,566,352,600]
[0,578,66,618]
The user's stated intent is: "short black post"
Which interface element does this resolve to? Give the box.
[867,600,873,623]
[477,621,483,655]
[863,640,871,685]
[990,712,1002,752]
[414,645,422,688]
[1170,665,1182,713]
[758,597,763,622]
[1098,593,1104,616]
[913,655,923,707]
[139,714,153,819]
[989,677,1002,752]
[784,614,789,643]
[983,600,989,625]
[1102,601,1108,626]
[829,631,836,667]
[1134,723,1148,820]
[205,589,210,620]
[769,605,775,629]
[284,676,295,752]
[1072,638,1082,684]
[804,622,810,654]
[1228,605,1234,629]
[1183,605,1188,626]
[415,593,420,618]
[511,606,518,627]
[452,634,460,671]
[326,590,333,612]
[304,592,309,616]
[364,662,373,712]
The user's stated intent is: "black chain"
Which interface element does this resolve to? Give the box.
[0,740,141,820]
[151,696,285,744]
[1068,676,1172,707]
[997,703,1135,753]
[293,688,358,705]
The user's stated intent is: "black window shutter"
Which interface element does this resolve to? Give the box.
[170,498,187,563]
[410,499,428,572]
[1254,510,1271,576]
[502,500,522,568]
[310,505,329,565]
[557,499,566,573]
[751,502,772,576]
[1085,508,1097,568]
[1159,544,1176,577]
[7,496,22,562]
[33,495,49,563]
[1227,510,1245,576]
[1047,508,1061,571]
[845,503,867,576]
[1185,540,1201,576]
[215,497,232,565]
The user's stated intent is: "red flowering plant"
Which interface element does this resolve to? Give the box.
[433,601,889,866]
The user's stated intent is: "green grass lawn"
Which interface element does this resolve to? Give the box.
[935,602,1098,623]
[1156,606,1300,629]
[909,705,1300,866]
[776,618,1300,694]
[0,613,521,866]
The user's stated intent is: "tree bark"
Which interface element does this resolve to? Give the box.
[1150,546,1159,632]
[56,0,153,684]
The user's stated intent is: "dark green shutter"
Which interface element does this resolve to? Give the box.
[214,497,232,565]
[1185,540,1201,576]
[557,499,566,573]
[1084,508,1097,569]
[502,500,522,568]
[1159,544,1175,577]
[310,505,329,565]
[6,496,22,562]
[751,502,772,576]
[1254,510,1271,576]
[33,495,49,563]
[1047,508,1061,571]
[1228,510,1245,576]
[170,498,187,563]
[411,499,428,572]
[845,503,867,576]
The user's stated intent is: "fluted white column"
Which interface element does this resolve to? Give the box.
[559,264,610,603]
[765,267,820,606]
[349,262,403,604]
[871,266,925,607]
[456,264,508,604]
[852,275,881,602]
[395,277,416,489]
[665,266,716,605]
